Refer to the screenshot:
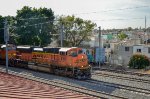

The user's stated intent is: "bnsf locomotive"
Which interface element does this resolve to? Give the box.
[0,44,91,79]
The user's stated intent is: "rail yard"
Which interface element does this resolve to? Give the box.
[0,1,150,99]
[0,65,150,99]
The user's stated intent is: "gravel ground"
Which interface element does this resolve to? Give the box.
[92,71,150,99]
[112,89,150,99]
[0,65,150,99]
[92,71,150,90]
[94,70,150,81]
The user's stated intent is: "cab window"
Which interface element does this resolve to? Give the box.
[78,50,83,54]
[70,51,77,57]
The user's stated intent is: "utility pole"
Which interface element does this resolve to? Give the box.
[145,16,147,44]
[60,24,64,47]
[98,26,101,69]
[145,16,147,30]
[4,18,9,73]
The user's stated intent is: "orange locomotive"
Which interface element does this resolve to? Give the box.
[4,45,91,79]
[0,44,16,64]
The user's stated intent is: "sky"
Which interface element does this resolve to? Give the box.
[0,0,150,29]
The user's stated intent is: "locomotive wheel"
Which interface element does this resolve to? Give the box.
[9,59,15,67]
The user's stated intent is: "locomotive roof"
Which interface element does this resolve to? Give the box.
[43,47,60,48]
[1,45,6,48]
[1,44,15,48]
[33,48,43,51]
[59,48,72,52]
[17,46,31,49]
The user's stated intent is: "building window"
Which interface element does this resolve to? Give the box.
[125,47,129,51]
[148,48,150,53]
[137,49,141,52]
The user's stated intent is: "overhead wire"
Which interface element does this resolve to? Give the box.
[0,5,149,29]
[10,21,53,29]
[92,17,145,22]
[16,17,49,21]
[74,5,150,15]
[8,5,150,21]
[7,17,145,30]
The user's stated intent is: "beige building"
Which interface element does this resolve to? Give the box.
[110,44,150,66]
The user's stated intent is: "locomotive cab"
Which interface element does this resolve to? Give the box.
[0,44,16,60]
[59,47,91,79]
[0,44,16,65]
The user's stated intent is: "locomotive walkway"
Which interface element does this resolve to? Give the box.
[0,72,94,99]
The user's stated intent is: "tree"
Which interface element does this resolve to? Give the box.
[117,32,127,40]
[55,15,96,47]
[0,15,4,44]
[128,54,150,69]
[14,6,55,46]
[127,27,132,31]
[6,16,18,44]
[0,15,18,44]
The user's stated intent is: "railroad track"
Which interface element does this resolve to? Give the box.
[85,79,150,96]
[0,66,127,99]
[93,72,150,84]
[0,70,93,99]
[98,68,150,77]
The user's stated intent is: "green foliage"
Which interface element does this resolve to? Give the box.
[0,15,4,44]
[0,15,17,44]
[14,6,55,46]
[128,54,150,69]
[55,15,96,47]
[127,27,132,31]
[6,16,18,44]
[117,32,127,40]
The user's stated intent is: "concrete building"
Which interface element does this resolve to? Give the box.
[112,44,150,66]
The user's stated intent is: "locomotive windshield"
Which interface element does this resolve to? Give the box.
[70,51,77,57]
[78,50,83,54]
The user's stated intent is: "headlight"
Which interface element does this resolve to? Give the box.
[82,56,83,59]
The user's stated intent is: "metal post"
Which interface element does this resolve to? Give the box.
[60,24,64,47]
[4,18,9,73]
[5,38,8,73]
[145,16,147,45]
[98,26,101,69]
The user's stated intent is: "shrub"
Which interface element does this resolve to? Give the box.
[128,54,150,69]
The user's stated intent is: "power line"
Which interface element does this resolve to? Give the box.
[3,5,149,22]
[0,16,147,30]
[74,5,150,15]
[92,17,145,22]
[0,17,49,24]
[10,17,146,29]
[0,5,148,23]
[10,21,53,29]
[17,17,50,21]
